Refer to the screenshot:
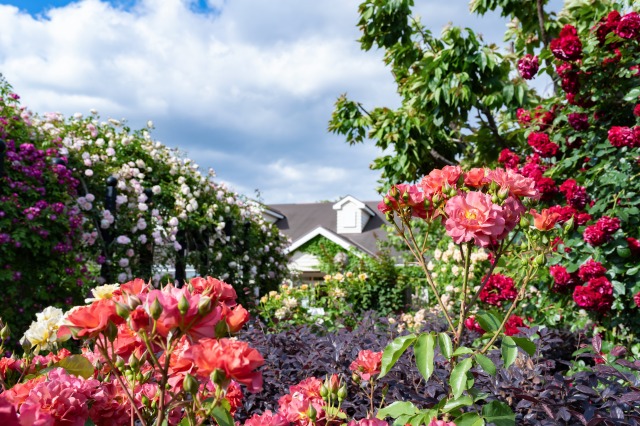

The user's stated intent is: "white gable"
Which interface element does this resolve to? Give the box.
[332,195,374,234]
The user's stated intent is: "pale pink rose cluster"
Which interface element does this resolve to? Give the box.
[379,166,540,248]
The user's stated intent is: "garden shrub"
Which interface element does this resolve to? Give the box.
[0,76,291,339]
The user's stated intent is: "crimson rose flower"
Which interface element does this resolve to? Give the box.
[550,265,576,292]
[517,54,539,79]
[527,132,559,158]
[573,277,614,313]
[479,274,517,306]
[578,259,607,283]
[550,24,583,61]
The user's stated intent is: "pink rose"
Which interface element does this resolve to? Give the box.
[444,192,506,247]
[419,166,462,196]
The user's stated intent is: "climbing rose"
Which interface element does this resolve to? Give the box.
[550,24,583,61]
[498,149,520,169]
[596,216,621,234]
[517,54,539,79]
[627,237,640,257]
[608,126,638,148]
[578,259,607,283]
[567,112,589,131]
[549,265,576,292]
[616,11,640,39]
[527,132,559,158]
[444,192,506,247]
[573,277,614,313]
[464,316,485,334]
[504,315,528,336]
[378,184,429,219]
[479,274,517,306]
[420,166,462,196]
[584,225,609,247]
[634,291,640,308]
[486,168,539,199]
[349,350,383,381]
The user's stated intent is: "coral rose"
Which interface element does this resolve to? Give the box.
[349,350,383,381]
[244,410,289,426]
[487,168,539,199]
[420,165,462,196]
[464,168,488,187]
[444,192,506,247]
[184,338,264,393]
[59,299,123,339]
[529,208,560,231]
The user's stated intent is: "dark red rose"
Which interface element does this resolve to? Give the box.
[518,54,539,79]
[550,24,583,61]
[616,12,640,40]
[578,259,607,283]
[528,132,559,158]
[567,112,589,131]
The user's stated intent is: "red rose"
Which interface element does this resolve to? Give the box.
[567,112,589,131]
[550,25,583,61]
[479,274,517,306]
[550,265,576,292]
[584,225,609,247]
[504,315,528,336]
[527,132,559,158]
[578,259,607,283]
[517,54,539,79]
[616,12,640,40]
[627,237,640,257]
[634,291,640,308]
[516,108,532,126]
[596,216,621,234]
[498,149,520,169]
[573,277,614,313]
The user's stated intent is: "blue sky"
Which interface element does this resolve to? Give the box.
[0,0,557,203]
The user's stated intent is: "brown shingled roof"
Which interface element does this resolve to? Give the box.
[268,200,391,257]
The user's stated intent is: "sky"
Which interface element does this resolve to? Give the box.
[0,0,554,204]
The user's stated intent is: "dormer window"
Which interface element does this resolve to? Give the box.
[332,195,375,234]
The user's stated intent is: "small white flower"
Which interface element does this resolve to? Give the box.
[85,169,94,177]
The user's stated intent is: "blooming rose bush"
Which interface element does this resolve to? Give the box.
[374,165,558,424]
[1,276,263,425]
[502,5,640,351]
[0,76,290,339]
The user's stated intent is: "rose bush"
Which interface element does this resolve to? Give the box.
[0,76,290,339]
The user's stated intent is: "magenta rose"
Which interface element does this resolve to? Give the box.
[517,54,539,79]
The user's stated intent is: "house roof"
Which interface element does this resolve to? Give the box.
[268,199,390,257]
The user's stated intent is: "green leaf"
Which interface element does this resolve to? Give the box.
[510,337,536,356]
[438,332,453,359]
[414,333,436,381]
[380,334,416,378]
[474,353,496,376]
[84,419,97,426]
[627,266,639,276]
[482,401,516,426]
[210,405,234,426]
[623,87,640,102]
[452,346,474,356]
[455,412,486,426]
[376,401,420,420]
[56,355,95,379]
[476,312,501,332]
[450,357,473,399]
[442,395,474,413]
[501,336,518,369]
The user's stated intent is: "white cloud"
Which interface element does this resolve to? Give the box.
[0,0,529,204]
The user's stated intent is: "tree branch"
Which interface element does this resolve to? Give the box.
[478,105,507,148]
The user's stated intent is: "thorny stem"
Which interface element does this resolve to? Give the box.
[96,337,148,426]
[392,215,455,333]
[456,243,473,345]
